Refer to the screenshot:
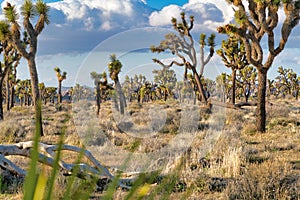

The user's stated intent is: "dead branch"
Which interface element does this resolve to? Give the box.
[209,99,259,109]
[0,141,133,189]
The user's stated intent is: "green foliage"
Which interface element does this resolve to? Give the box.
[21,0,36,19]
[234,9,248,25]
[153,69,177,89]
[35,0,50,24]
[108,54,122,81]
[236,65,257,101]
[274,66,300,98]
[199,33,206,46]
[54,67,67,82]
[0,21,10,41]
[217,35,247,70]
[3,4,19,23]
[208,33,216,47]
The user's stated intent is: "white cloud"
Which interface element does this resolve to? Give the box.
[50,0,133,19]
[189,0,234,23]
[49,0,134,31]
[148,0,234,31]
[50,0,88,20]
[149,5,183,26]
[100,21,111,31]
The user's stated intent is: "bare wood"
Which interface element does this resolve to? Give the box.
[209,99,258,109]
[0,141,132,189]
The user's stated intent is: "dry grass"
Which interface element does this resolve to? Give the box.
[0,98,299,199]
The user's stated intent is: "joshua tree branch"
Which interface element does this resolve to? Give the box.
[153,58,185,69]
[0,141,133,189]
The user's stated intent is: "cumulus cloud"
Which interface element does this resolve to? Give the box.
[50,0,134,19]
[47,0,156,32]
[149,5,182,26]
[148,0,235,31]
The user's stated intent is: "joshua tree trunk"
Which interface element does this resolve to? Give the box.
[115,79,126,115]
[96,84,100,116]
[191,67,207,104]
[6,77,10,111]
[0,82,3,120]
[10,85,14,109]
[28,57,43,136]
[58,81,62,103]
[231,69,236,105]
[244,85,250,103]
[256,69,268,132]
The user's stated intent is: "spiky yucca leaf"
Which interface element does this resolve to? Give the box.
[108,54,122,81]
[21,0,36,20]
[208,33,216,47]
[4,4,18,22]
[36,0,50,24]
[62,72,67,80]
[199,33,206,46]
[0,21,11,41]
[54,67,60,73]
[35,0,50,34]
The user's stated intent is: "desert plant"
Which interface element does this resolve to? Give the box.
[217,0,300,132]
[151,12,215,105]
[217,35,248,104]
[54,67,67,103]
[108,54,127,115]
[275,66,300,99]
[3,0,50,136]
[236,66,257,102]
[0,21,22,120]
[226,161,299,199]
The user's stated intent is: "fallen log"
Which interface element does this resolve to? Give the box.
[0,141,133,189]
[209,99,258,109]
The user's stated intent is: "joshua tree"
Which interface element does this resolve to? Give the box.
[217,36,248,104]
[44,87,57,104]
[108,54,126,115]
[288,70,300,100]
[3,0,50,135]
[38,82,46,104]
[275,66,299,99]
[153,68,177,91]
[236,66,257,102]
[217,0,300,132]
[90,71,102,116]
[6,64,20,110]
[275,66,291,97]
[54,67,67,103]
[0,21,21,120]
[98,72,112,100]
[199,33,216,76]
[72,83,84,102]
[16,79,32,106]
[151,12,215,105]
[216,73,229,103]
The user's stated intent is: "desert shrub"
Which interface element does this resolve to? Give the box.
[0,120,25,143]
[242,123,257,135]
[0,170,23,194]
[226,161,299,200]
[267,103,291,120]
[225,109,246,126]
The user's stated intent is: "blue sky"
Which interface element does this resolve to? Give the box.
[41,0,189,9]
[0,0,299,87]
